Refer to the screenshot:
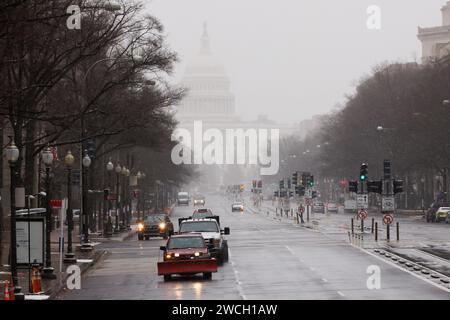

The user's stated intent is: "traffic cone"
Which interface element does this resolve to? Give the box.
[31,266,42,294]
[4,280,15,300]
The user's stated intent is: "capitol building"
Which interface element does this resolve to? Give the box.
[174,24,296,187]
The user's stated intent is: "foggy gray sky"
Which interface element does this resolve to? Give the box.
[146,0,446,124]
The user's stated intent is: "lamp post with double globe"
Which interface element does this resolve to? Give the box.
[63,151,77,264]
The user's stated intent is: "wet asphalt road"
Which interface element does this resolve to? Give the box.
[58,195,450,300]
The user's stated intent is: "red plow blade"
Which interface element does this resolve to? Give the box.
[158,259,217,275]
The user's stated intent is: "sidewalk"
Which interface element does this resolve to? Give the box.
[0,223,136,300]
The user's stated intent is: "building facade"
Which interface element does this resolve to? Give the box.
[418,1,450,62]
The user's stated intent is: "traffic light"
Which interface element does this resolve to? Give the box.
[274,191,279,197]
[348,180,358,193]
[301,173,308,187]
[311,191,317,199]
[308,175,314,187]
[292,172,298,186]
[383,160,391,179]
[393,180,404,194]
[287,178,291,189]
[360,163,368,181]
[289,191,294,197]
[279,179,284,190]
[367,180,382,194]
[252,180,257,188]
[257,180,262,189]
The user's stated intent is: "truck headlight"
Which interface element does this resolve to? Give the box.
[174,253,180,257]
[194,252,200,257]
[159,222,166,230]
[166,254,172,259]
[137,223,144,231]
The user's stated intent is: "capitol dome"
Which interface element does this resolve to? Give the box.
[177,23,236,119]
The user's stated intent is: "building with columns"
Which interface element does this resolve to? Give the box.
[418,1,450,62]
[175,24,296,187]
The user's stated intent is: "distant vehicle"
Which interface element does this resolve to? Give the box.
[177,192,190,206]
[327,202,339,213]
[178,218,229,265]
[426,202,442,223]
[313,202,325,213]
[193,195,205,206]
[344,200,357,213]
[138,214,174,240]
[192,208,214,219]
[427,207,450,223]
[158,234,217,281]
[231,202,244,212]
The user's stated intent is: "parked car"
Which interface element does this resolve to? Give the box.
[327,202,339,213]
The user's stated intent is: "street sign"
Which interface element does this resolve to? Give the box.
[383,214,394,225]
[50,199,62,208]
[356,194,368,209]
[382,196,395,212]
[358,209,368,220]
[305,199,313,206]
[305,189,312,198]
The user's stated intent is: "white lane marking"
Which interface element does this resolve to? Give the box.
[337,291,345,297]
[228,249,247,300]
[352,245,450,293]
[322,278,328,283]
[285,245,304,262]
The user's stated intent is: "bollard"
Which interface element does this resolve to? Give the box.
[371,218,374,234]
[387,224,390,241]
[375,222,378,241]
[396,222,400,241]
[351,218,354,234]
[307,207,310,222]
[361,219,364,234]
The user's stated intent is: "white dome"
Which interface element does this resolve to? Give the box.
[177,23,235,118]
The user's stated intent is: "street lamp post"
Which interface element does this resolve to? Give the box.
[6,140,24,298]
[125,168,131,230]
[81,151,92,252]
[105,159,114,237]
[63,151,77,264]
[120,166,128,231]
[42,147,56,279]
[114,163,121,233]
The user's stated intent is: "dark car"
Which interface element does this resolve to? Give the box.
[138,214,174,240]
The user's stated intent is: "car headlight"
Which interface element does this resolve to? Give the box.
[194,252,200,257]
[159,222,166,230]
[165,254,172,259]
[137,223,144,231]
[174,253,180,257]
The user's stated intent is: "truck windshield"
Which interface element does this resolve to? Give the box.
[168,237,205,249]
[180,221,219,233]
[178,192,188,199]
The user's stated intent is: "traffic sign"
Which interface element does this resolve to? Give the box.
[358,209,368,220]
[383,214,394,225]
[382,196,395,212]
[357,194,368,209]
